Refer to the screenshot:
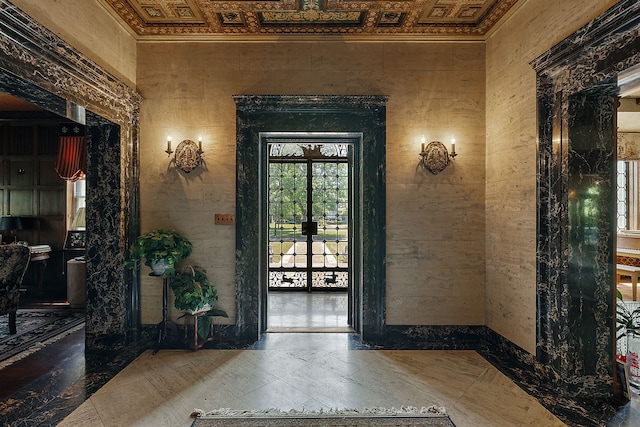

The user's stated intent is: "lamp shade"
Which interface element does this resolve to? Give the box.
[0,216,24,231]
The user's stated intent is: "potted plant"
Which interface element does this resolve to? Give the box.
[617,289,640,341]
[170,265,228,341]
[617,290,640,388]
[124,229,193,276]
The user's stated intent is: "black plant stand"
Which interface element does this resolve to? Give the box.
[152,273,178,354]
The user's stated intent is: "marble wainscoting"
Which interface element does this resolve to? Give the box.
[140,323,241,351]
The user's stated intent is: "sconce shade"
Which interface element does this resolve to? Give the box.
[71,207,86,229]
[0,216,25,231]
[56,123,86,182]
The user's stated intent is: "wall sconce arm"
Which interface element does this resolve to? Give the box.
[166,136,173,156]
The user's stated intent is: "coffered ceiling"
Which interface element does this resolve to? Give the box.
[99,0,521,40]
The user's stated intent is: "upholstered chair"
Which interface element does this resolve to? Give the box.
[0,244,31,334]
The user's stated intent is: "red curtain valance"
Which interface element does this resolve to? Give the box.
[56,123,86,182]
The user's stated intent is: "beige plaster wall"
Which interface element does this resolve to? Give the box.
[136,41,486,326]
[485,0,619,354]
[11,0,137,87]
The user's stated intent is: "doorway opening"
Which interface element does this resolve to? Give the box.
[262,133,357,331]
[234,94,387,344]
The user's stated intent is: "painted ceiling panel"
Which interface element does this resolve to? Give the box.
[100,0,520,38]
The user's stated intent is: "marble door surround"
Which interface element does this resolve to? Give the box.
[0,1,142,351]
[233,95,388,344]
[533,0,640,402]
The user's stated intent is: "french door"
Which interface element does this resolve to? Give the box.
[267,142,350,292]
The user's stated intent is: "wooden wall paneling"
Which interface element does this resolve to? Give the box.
[39,159,60,186]
[7,126,33,155]
[39,217,64,248]
[0,122,66,296]
[36,125,58,156]
[8,189,33,215]
[39,189,64,216]
[8,159,33,186]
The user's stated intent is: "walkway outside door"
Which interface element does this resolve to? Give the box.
[268,141,350,293]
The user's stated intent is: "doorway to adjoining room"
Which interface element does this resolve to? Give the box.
[264,134,354,331]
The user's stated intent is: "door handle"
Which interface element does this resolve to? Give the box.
[302,221,318,236]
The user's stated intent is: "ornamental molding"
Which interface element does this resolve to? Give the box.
[100,0,520,39]
[0,1,142,128]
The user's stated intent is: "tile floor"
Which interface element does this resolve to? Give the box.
[57,293,568,427]
[57,335,566,427]
[267,292,350,331]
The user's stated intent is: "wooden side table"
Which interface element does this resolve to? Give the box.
[28,244,51,292]
[182,309,215,350]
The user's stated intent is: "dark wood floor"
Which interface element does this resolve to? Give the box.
[0,327,84,401]
[0,327,87,426]
[0,319,146,426]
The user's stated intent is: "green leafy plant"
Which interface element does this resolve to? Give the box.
[124,229,193,276]
[171,265,228,339]
[170,265,218,312]
[617,289,640,340]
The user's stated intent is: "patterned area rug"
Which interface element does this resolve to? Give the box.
[191,407,456,426]
[0,309,85,368]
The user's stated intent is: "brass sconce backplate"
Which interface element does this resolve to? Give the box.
[419,141,450,174]
[174,139,203,173]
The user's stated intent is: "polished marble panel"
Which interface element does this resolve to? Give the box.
[532,0,640,401]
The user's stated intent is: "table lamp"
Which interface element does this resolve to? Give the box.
[0,216,25,243]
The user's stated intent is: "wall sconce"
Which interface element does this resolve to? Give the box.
[419,138,457,175]
[165,135,204,173]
